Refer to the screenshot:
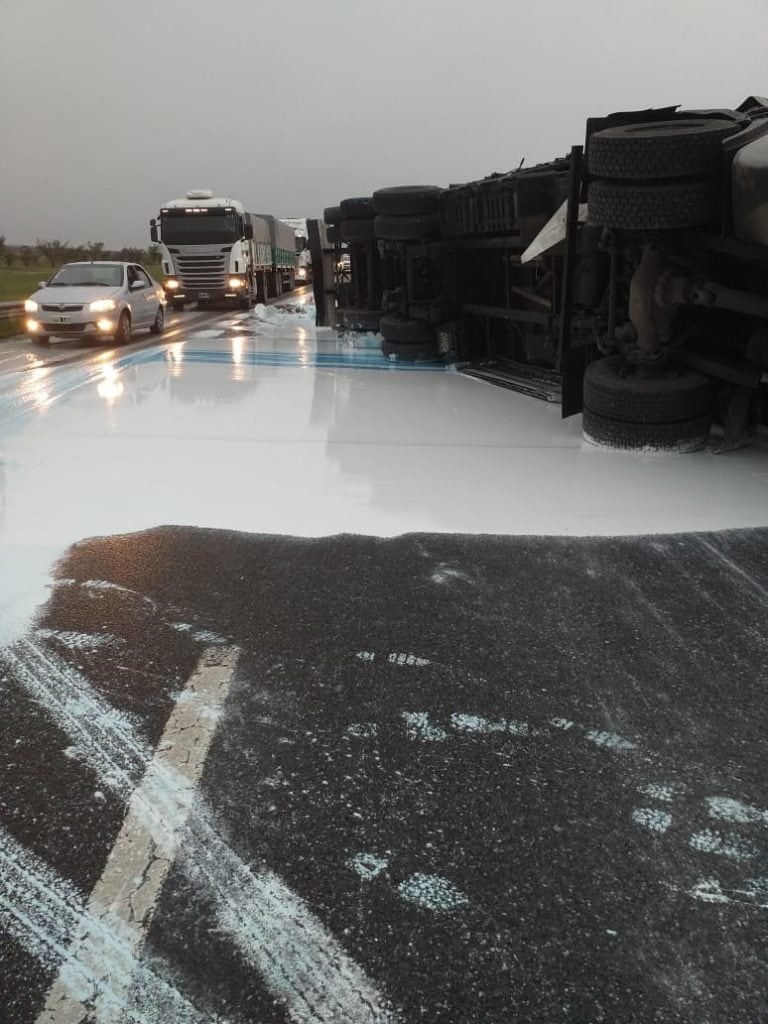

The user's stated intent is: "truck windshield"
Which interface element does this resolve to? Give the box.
[160,211,239,244]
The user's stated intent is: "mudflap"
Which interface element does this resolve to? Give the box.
[560,345,597,418]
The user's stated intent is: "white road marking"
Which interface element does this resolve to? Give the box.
[36,645,239,1023]
[631,808,673,833]
[5,638,399,1024]
[0,825,226,1024]
[402,711,447,742]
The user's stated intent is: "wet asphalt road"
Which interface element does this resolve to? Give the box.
[1,525,767,1023]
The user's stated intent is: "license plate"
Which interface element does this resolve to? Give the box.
[198,292,209,299]
[55,316,69,323]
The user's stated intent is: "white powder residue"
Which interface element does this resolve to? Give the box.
[356,651,376,662]
[450,713,529,737]
[347,854,388,881]
[632,808,672,834]
[689,830,756,861]
[688,878,731,904]
[705,796,768,826]
[430,565,472,585]
[736,878,768,907]
[35,629,120,651]
[346,722,379,739]
[387,653,431,667]
[585,730,636,751]
[638,784,676,803]
[171,623,228,645]
[397,873,469,913]
[549,718,574,731]
[401,712,447,742]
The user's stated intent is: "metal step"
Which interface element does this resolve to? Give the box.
[460,359,562,403]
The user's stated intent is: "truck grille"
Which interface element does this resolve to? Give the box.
[175,253,228,290]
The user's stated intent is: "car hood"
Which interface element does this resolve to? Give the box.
[30,286,123,305]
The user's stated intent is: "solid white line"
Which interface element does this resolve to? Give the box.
[6,637,399,1023]
[36,645,239,1023]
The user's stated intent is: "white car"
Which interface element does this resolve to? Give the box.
[24,261,166,344]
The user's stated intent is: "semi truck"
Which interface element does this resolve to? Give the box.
[320,96,768,452]
[150,190,296,310]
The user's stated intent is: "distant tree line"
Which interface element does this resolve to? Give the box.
[0,235,161,269]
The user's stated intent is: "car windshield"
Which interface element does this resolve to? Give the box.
[48,264,124,287]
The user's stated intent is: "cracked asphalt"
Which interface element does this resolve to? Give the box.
[1,525,767,1022]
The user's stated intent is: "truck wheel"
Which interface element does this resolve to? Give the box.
[583,356,714,423]
[339,196,376,219]
[171,298,185,311]
[374,214,441,242]
[341,218,377,242]
[583,408,712,452]
[326,225,341,244]
[324,205,343,225]
[382,339,441,362]
[339,308,381,331]
[587,178,718,230]
[380,315,435,344]
[238,294,254,309]
[588,119,738,180]
[373,186,442,216]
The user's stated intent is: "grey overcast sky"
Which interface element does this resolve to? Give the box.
[1,0,767,247]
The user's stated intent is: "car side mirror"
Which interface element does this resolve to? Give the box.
[130,280,145,290]
[38,281,47,288]
[244,223,254,240]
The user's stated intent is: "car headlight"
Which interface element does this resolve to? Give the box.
[89,298,116,312]
[24,299,39,312]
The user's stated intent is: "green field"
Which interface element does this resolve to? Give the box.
[0,264,164,303]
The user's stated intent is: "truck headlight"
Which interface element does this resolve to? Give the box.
[228,277,245,289]
[165,279,180,290]
[24,299,39,312]
[89,298,116,312]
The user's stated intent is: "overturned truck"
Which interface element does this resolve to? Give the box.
[318,96,768,451]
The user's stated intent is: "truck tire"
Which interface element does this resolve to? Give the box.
[340,196,376,219]
[588,119,738,181]
[326,225,341,244]
[171,298,185,311]
[583,356,714,423]
[374,214,441,242]
[587,178,718,230]
[341,218,377,242]
[339,307,381,331]
[324,205,343,225]
[380,315,435,344]
[582,408,712,452]
[382,339,441,362]
[373,186,442,216]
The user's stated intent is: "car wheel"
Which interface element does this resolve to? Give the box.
[114,310,131,344]
[150,306,165,335]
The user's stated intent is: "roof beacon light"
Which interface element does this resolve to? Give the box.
[186,189,213,199]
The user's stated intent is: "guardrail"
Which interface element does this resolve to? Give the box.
[0,301,23,321]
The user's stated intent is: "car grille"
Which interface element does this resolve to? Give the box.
[175,253,228,290]
[41,303,84,312]
[40,322,88,333]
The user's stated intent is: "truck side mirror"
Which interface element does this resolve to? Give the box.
[150,223,158,243]
[244,223,254,240]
